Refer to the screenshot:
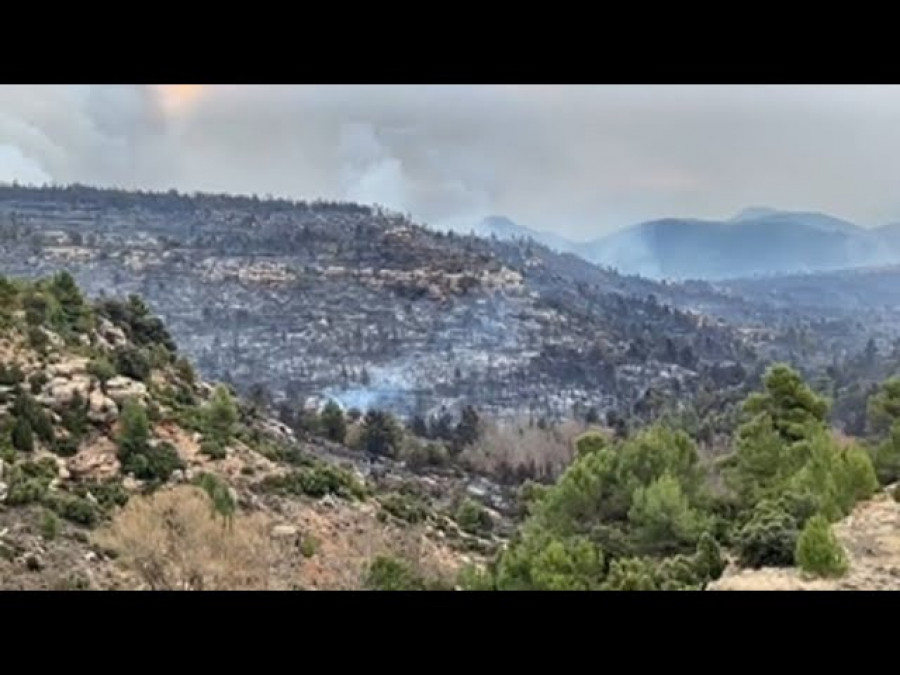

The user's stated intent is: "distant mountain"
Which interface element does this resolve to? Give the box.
[582,208,897,280]
[474,216,580,255]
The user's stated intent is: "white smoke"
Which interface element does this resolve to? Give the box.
[0,145,50,185]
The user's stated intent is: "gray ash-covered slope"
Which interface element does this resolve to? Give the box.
[0,184,756,419]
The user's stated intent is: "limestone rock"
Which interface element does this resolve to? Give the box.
[271,524,299,538]
[87,388,118,423]
[105,376,149,405]
[40,374,92,410]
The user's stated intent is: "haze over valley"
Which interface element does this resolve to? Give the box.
[3,85,900,591]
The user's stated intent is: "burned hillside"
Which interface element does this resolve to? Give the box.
[0,184,767,422]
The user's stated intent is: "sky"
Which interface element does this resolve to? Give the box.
[2,84,900,239]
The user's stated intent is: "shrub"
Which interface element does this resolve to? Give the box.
[27,326,50,351]
[203,385,238,445]
[256,464,366,501]
[44,492,100,527]
[455,498,493,536]
[694,532,727,583]
[193,472,236,521]
[734,501,798,569]
[41,509,61,540]
[795,514,849,578]
[93,486,272,590]
[300,536,318,558]
[379,492,429,524]
[601,557,659,590]
[51,435,80,458]
[114,346,151,382]
[72,479,130,513]
[364,556,428,591]
[13,392,54,443]
[11,417,34,453]
[3,458,58,505]
[360,410,402,457]
[0,363,24,386]
[320,401,346,443]
[627,473,703,554]
[200,439,227,460]
[60,392,89,438]
[28,371,48,394]
[174,357,196,387]
[87,357,116,384]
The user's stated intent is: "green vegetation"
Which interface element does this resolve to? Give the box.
[467,363,881,590]
[455,498,493,536]
[116,399,184,483]
[193,472,236,523]
[363,555,449,591]
[255,463,366,500]
[359,410,402,457]
[378,492,430,524]
[41,509,61,540]
[795,514,849,578]
[320,400,347,443]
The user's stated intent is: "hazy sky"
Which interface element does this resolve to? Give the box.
[2,84,900,238]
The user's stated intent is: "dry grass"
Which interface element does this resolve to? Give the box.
[460,417,583,479]
[94,485,273,590]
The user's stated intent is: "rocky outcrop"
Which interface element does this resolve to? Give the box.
[87,388,118,424]
[104,376,148,406]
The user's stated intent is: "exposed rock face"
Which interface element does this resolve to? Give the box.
[40,375,92,410]
[104,377,148,406]
[709,489,900,591]
[66,436,121,481]
[87,388,118,424]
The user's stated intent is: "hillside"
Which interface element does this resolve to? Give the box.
[0,273,513,590]
[0,184,762,425]
[3,273,900,590]
[585,209,893,280]
[710,488,900,590]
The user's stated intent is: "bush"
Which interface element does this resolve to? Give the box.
[93,486,272,590]
[795,514,849,578]
[0,363,24,386]
[379,492,429,524]
[11,417,34,453]
[114,346,151,382]
[203,385,238,445]
[87,357,116,384]
[44,492,100,527]
[694,532,726,583]
[455,498,493,536]
[28,371,48,394]
[601,557,659,590]
[734,501,799,569]
[60,392,89,438]
[71,479,130,513]
[627,473,703,554]
[41,509,61,540]
[27,326,50,351]
[320,401,346,443]
[256,464,366,501]
[193,472,236,521]
[13,392,54,443]
[3,458,58,505]
[51,435,80,458]
[359,410,402,457]
[200,439,227,460]
[300,536,318,558]
[364,556,428,591]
